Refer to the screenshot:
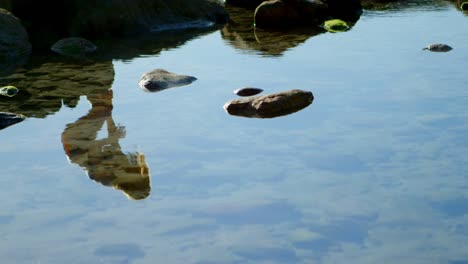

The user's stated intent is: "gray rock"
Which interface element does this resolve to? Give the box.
[224,89,314,118]
[234,87,264,96]
[0,112,25,130]
[138,69,197,92]
[423,43,453,52]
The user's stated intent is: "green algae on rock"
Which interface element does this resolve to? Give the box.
[0,85,19,97]
[323,19,350,33]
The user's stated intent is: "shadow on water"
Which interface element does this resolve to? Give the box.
[0,26,220,199]
[220,6,326,57]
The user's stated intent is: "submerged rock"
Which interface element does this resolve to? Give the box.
[51,37,97,57]
[234,87,264,97]
[0,112,25,130]
[423,43,452,52]
[0,86,19,97]
[224,89,314,118]
[138,69,197,92]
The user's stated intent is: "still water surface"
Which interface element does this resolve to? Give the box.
[1,3,468,264]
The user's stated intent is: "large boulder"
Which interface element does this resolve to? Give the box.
[225,0,266,8]
[254,0,328,28]
[322,0,362,20]
[0,0,228,49]
[0,8,31,76]
[224,89,314,118]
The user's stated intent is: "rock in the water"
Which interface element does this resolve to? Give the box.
[224,89,313,118]
[0,112,26,130]
[0,86,19,97]
[225,0,266,8]
[51,37,97,57]
[234,87,264,97]
[423,43,453,52]
[254,0,328,28]
[323,19,349,33]
[138,69,197,92]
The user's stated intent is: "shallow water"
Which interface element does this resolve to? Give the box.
[1,2,468,264]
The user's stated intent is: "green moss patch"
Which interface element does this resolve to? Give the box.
[323,19,350,33]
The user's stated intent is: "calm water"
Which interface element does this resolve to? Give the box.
[1,2,468,264]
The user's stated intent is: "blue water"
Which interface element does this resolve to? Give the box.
[1,3,468,264]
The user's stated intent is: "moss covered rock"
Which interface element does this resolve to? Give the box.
[0,85,19,97]
[323,19,349,32]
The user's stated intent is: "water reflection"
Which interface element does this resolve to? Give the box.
[62,89,151,200]
[221,6,325,56]
[361,0,451,11]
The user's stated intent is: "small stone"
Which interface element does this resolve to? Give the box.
[234,87,263,97]
[138,69,197,92]
[423,43,452,52]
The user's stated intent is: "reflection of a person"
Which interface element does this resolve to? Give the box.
[62,89,151,200]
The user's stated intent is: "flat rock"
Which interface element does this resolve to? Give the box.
[138,69,197,92]
[224,89,313,118]
[0,112,26,130]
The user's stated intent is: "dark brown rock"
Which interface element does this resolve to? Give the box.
[224,89,314,118]
[234,87,264,96]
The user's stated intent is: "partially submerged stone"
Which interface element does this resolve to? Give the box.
[138,69,197,92]
[423,43,453,52]
[224,89,314,118]
[0,86,19,97]
[0,112,26,130]
[234,87,263,97]
[323,19,349,33]
[51,37,97,57]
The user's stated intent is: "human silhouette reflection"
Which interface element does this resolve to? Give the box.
[62,89,151,200]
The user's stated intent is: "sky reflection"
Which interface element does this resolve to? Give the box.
[0,3,468,264]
